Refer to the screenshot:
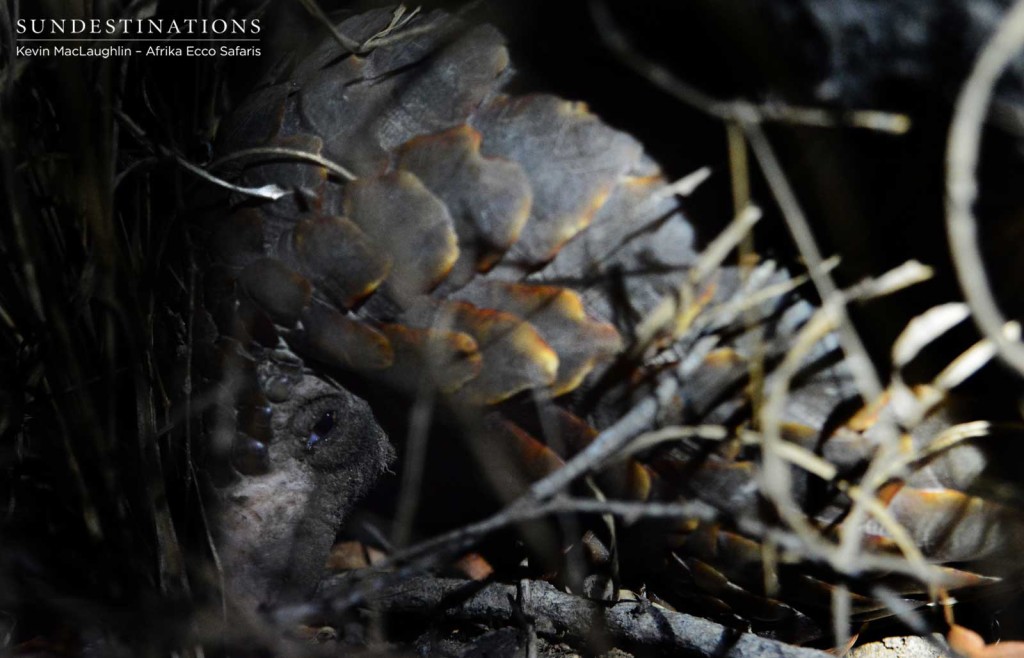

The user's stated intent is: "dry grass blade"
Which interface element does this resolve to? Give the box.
[892,303,971,370]
[743,121,887,408]
[890,304,1020,427]
[649,166,713,201]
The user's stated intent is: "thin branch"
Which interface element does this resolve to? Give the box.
[758,263,938,588]
[588,0,910,133]
[295,0,363,53]
[332,576,831,658]
[742,120,887,408]
[946,0,1024,379]
[631,204,761,356]
[176,155,289,201]
[530,380,679,503]
[207,145,357,182]
[114,110,291,200]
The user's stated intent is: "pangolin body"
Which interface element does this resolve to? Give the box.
[202,7,1024,641]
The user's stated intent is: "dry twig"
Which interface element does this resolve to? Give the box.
[947,0,1024,379]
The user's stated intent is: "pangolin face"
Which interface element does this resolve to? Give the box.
[214,356,392,610]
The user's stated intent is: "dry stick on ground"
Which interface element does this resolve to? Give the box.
[947,0,1024,380]
[276,493,720,626]
[325,576,831,658]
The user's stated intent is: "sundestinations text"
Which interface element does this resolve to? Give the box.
[16,18,261,36]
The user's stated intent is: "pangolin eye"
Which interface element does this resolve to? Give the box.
[306,409,338,451]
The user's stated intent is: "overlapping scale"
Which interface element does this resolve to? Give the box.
[298,305,393,372]
[396,125,532,283]
[874,485,1024,564]
[284,214,391,309]
[287,56,392,175]
[531,172,698,329]
[452,280,622,395]
[344,171,460,302]
[406,300,559,404]
[285,12,510,176]
[374,323,482,394]
[471,94,645,267]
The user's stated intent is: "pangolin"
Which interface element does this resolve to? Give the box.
[198,6,1024,644]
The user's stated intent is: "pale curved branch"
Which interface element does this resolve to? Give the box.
[946,0,1024,378]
